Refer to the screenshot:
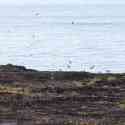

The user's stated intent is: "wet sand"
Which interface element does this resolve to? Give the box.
[0,64,125,125]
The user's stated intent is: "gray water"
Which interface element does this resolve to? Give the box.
[0,4,125,73]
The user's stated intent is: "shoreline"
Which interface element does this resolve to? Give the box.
[0,64,125,125]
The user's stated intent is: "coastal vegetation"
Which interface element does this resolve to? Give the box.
[0,64,124,125]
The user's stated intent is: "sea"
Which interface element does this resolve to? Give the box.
[0,4,125,73]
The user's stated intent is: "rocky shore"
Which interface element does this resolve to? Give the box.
[0,64,125,125]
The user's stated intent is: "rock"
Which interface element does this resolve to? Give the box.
[0,64,124,125]
[0,64,36,72]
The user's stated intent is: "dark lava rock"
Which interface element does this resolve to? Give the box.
[0,64,36,72]
[0,64,124,125]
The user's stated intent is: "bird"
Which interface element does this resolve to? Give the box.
[90,65,95,70]
[35,12,40,16]
[67,64,71,69]
[68,60,72,64]
[106,70,111,73]
[59,68,62,71]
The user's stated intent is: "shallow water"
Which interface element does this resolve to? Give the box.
[0,4,125,73]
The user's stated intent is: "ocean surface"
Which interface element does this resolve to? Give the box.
[0,4,125,73]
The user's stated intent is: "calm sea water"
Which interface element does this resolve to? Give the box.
[0,4,125,73]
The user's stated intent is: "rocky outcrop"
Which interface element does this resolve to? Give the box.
[0,64,125,125]
[0,64,36,72]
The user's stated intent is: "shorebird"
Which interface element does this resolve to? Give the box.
[106,70,111,73]
[90,65,95,70]
[35,12,40,16]
[67,64,71,69]
[68,60,72,64]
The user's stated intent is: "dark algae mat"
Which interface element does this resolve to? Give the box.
[0,64,125,125]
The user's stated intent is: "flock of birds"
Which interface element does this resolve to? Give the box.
[66,60,111,73]
[8,11,110,73]
[32,12,111,73]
